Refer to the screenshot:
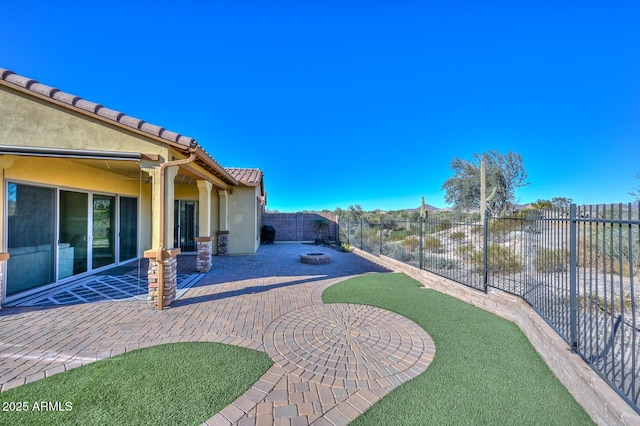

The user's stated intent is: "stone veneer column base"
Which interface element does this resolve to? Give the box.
[195,237,213,272]
[144,249,180,308]
[217,231,229,257]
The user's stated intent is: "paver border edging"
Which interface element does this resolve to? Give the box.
[351,247,640,426]
[0,333,265,393]
[206,274,437,425]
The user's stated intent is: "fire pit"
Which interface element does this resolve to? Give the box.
[300,252,331,265]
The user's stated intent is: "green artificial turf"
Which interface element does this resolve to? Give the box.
[322,272,594,426]
[0,342,272,426]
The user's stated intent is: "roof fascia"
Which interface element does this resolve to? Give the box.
[169,146,239,186]
[0,79,190,151]
[0,78,237,186]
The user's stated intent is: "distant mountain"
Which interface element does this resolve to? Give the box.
[406,204,444,212]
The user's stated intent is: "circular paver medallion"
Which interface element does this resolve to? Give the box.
[264,304,435,388]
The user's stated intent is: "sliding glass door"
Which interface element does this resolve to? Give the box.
[119,197,138,262]
[5,182,139,298]
[92,194,116,269]
[174,200,198,252]
[6,183,56,296]
[59,190,88,278]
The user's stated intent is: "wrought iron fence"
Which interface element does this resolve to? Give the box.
[339,203,640,413]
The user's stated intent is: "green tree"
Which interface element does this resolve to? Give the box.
[338,204,364,221]
[530,199,553,209]
[441,150,528,216]
[551,197,573,208]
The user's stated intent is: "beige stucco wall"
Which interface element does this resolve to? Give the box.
[211,190,220,248]
[3,156,143,195]
[172,182,260,255]
[174,181,221,251]
[1,156,152,257]
[0,84,262,260]
[174,184,199,199]
[0,87,169,160]
[0,85,175,257]
[228,186,261,255]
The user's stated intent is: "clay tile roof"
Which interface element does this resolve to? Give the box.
[4,72,33,88]
[30,82,58,97]
[52,90,80,105]
[118,115,144,130]
[0,67,249,187]
[224,168,263,185]
[75,99,102,113]
[140,122,164,137]
[159,129,179,143]
[0,67,196,149]
[96,106,124,121]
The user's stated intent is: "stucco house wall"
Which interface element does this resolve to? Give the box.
[228,186,263,255]
[0,68,265,305]
[1,155,153,257]
[0,88,170,159]
[0,88,159,259]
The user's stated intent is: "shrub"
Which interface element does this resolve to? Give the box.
[425,218,452,234]
[423,236,443,252]
[401,235,420,250]
[435,218,452,232]
[456,244,475,256]
[383,242,415,262]
[490,212,528,234]
[536,248,570,272]
[424,256,458,269]
[577,231,640,278]
[471,225,484,235]
[471,243,522,274]
[579,292,637,315]
[389,229,414,241]
[450,231,466,241]
[340,243,353,252]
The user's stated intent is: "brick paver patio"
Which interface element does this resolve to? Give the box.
[0,243,436,425]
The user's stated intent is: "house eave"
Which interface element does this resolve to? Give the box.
[0,71,239,187]
[0,145,149,161]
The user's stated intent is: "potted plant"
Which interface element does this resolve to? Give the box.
[314,218,329,245]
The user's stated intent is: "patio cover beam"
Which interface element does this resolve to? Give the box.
[0,145,160,162]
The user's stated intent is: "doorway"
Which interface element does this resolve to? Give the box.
[5,182,139,298]
[174,200,198,252]
[91,194,116,269]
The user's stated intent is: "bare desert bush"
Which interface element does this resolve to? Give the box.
[536,248,570,273]
[471,243,522,274]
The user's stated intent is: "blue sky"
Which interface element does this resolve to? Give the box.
[2,1,639,212]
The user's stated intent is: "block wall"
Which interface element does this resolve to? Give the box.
[262,212,338,242]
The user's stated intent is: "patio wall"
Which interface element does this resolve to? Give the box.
[351,247,640,426]
[262,212,338,242]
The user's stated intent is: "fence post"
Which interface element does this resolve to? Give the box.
[483,213,489,292]
[419,217,424,269]
[569,204,578,351]
[360,220,363,249]
[379,216,383,254]
[346,219,350,245]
